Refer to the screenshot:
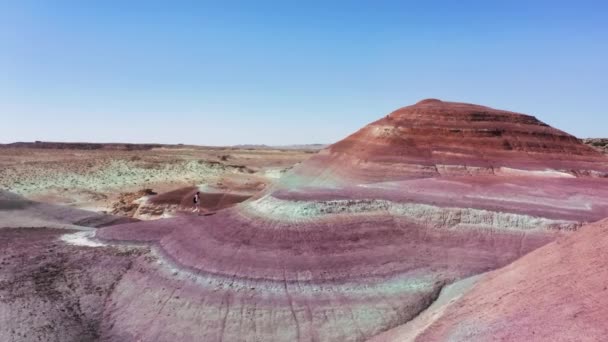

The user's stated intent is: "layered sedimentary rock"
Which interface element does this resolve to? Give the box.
[284,99,608,186]
[96,100,608,341]
[583,138,608,154]
[373,218,608,341]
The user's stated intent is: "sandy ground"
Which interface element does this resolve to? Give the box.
[0,145,318,215]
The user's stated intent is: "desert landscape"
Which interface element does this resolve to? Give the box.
[3,1,607,341]
[2,99,608,341]
[0,144,319,219]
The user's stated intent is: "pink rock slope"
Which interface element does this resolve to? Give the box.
[96,100,608,341]
[372,218,608,341]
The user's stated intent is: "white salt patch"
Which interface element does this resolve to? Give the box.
[133,196,151,204]
[160,211,175,219]
[264,168,287,179]
[368,125,398,138]
[77,205,112,213]
[431,151,474,158]
[498,167,575,178]
[60,231,106,247]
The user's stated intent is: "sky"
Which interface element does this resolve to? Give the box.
[1,0,607,146]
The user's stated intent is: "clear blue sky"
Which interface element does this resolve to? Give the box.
[1,1,607,145]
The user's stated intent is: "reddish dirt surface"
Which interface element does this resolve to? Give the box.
[375,218,608,341]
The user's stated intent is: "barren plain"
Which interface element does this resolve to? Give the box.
[0,144,318,218]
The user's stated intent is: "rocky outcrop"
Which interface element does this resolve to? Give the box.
[583,138,608,154]
[111,189,157,217]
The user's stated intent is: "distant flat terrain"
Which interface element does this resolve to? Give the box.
[0,143,319,215]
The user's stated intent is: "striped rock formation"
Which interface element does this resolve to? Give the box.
[371,218,608,341]
[283,98,608,186]
[96,100,608,341]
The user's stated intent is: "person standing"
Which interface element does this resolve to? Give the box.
[193,191,201,213]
